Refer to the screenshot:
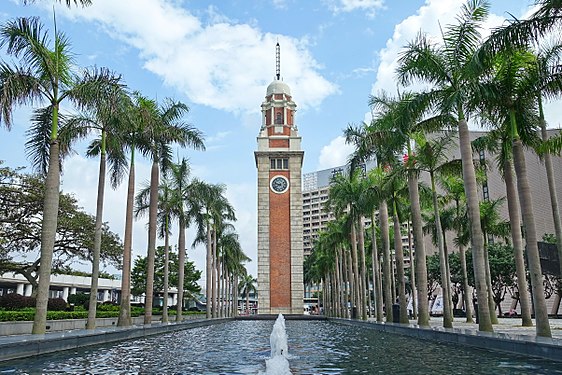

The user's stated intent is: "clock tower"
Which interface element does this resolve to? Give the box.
[255,43,304,315]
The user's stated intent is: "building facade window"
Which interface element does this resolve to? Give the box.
[270,158,289,170]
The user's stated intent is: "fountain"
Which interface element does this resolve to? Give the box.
[263,314,292,375]
[1,317,561,373]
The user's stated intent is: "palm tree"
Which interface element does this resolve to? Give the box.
[327,170,367,319]
[472,130,533,326]
[62,87,130,329]
[117,93,153,327]
[209,195,236,318]
[135,177,176,322]
[533,43,562,278]
[397,0,494,332]
[167,158,193,322]
[438,173,474,323]
[191,181,234,318]
[220,233,249,317]
[239,275,257,315]
[366,91,453,326]
[138,98,205,324]
[383,165,411,324]
[414,134,462,328]
[0,17,121,334]
[476,48,552,337]
[481,0,562,55]
[364,170,385,322]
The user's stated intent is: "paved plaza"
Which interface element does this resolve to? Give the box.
[427,316,562,340]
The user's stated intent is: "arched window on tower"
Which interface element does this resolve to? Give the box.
[275,111,282,124]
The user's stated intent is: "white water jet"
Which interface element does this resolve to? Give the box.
[263,314,292,375]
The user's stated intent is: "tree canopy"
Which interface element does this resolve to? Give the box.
[0,164,122,289]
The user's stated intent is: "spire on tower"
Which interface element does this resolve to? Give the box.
[275,42,281,80]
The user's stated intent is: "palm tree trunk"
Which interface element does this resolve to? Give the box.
[334,247,342,317]
[176,217,186,322]
[350,221,360,318]
[162,219,170,323]
[458,118,493,332]
[459,243,473,323]
[206,220,212,318]
[392,200,408,324]
[220,264,226,317]
[118,153,135,327]
[233,274,239,317]
[32,140,60,334]
[430,171,453,328]
[456,197,473,323]
[408,220,417,320]
[482,239,498,324]
[380,200,393,322]
[337,247,346,317]
[144,160,159,324]
[341,248,349,318]
[87,145,107,329]
[358,219,368,320]
[371,212,384,322]
[346,249,354,319]
[407,172,429,326]
[539,99,562,277]
[512,136,551,337]
[212,228,218,318]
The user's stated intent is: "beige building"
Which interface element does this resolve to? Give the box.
[421,129,562,254]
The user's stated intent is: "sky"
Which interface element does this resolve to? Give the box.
[1,0,557,285]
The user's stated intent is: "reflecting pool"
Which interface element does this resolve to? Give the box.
[1,320,561,374]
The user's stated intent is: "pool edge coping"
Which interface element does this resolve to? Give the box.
[331,318,562,363]
[0,318,232,362]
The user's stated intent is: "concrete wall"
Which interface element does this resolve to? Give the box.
[0,318,230,362]
[0,314,204,336]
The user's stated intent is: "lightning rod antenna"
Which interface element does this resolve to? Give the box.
[275,42,281,80]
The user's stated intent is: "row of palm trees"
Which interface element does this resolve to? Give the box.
[306,0,562,338]
[0,13,250,333]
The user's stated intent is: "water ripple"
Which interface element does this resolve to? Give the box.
[1,320,562,374]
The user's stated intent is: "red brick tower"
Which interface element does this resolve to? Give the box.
[255,43,304,314]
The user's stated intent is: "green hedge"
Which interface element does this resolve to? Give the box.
[0,308,142,322]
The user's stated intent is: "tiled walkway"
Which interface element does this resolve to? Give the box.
[427,316,562,340]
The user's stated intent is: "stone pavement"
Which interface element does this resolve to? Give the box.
[427,316,562,339]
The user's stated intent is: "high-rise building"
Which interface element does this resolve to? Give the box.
[302,162,379,257]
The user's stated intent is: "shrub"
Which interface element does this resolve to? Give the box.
[97,303,120,312]
[0,293,35,310]
[0,310,35,321]
[68,292,89,306]
[0,310,123,322]
[47,297,67,311]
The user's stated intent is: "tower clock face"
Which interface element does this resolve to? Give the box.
[270,176,289,194]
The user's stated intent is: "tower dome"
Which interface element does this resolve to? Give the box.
[266,79,291,96]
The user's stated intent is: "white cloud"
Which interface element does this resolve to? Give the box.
[53,0,337,114]
[331,0,385,18]
[317,135,355,170]
[370,0,537,96]
[224,182,258,277]
[61,155,152,271]
[272,0,288,10]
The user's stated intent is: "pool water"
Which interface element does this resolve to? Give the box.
[1,320,561,374]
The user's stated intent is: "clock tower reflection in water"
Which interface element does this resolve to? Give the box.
[254,43,304,314]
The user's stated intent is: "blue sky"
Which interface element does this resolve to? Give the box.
[1,0,555,283]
